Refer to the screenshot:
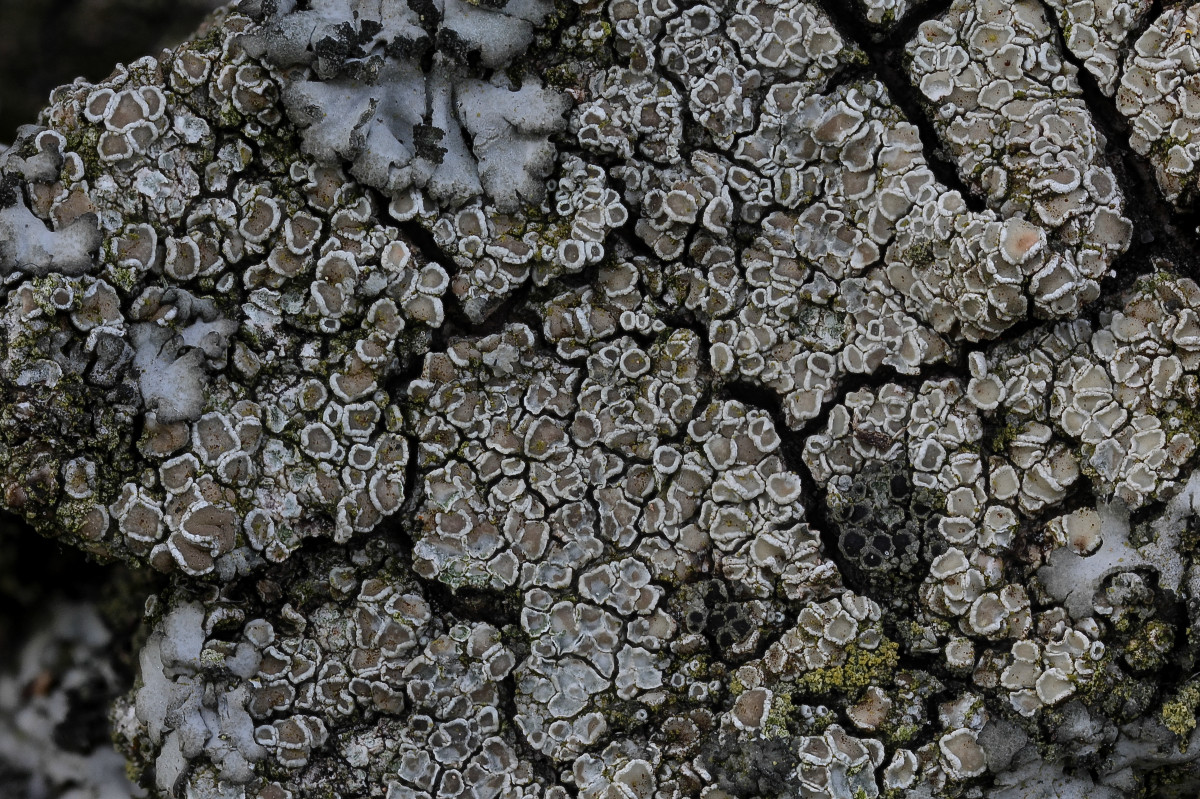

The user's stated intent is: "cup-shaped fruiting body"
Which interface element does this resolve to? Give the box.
[939,728,987,780]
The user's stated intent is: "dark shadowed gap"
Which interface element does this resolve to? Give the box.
[815,0,985,214]
[0,509,161,678]
[0,0,224,145]
[0,510,100,664]
[1033,0,1200,296]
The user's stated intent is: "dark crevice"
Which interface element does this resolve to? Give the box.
[420,577,521,627]
[715,375,973,731]
[713,380,853,597]
[445,274,542,341]
[862,0,957,49]
[397,432,423,522]
[0,508,159,680]
[716,368,920,603]
[1,0,225,144]
[1035,0,1200,295]
[816,0,985,214]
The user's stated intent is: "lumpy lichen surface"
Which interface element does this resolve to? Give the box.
[9,0,1200,797]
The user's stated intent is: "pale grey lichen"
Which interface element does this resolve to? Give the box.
[0,602,135,799]
[0,196,101,277]
[238,0,573,212]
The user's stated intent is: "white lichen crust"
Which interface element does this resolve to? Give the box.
[1117,4,1200,208]
[6,0,1200,798]
[852,0,926,31]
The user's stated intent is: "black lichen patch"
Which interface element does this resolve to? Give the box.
[824,459,942,597]
[696,734,801,798]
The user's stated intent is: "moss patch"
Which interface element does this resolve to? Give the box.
[1162,681,1200,749]
[795,639,901,698]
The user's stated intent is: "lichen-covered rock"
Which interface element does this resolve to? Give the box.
[8,0,1200,797]
[1045,0,1151,95]
[0,17,448,573]
[1117,4,1200,208]
[906,0,1132,322]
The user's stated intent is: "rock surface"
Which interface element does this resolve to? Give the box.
[4,0,1200,797]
